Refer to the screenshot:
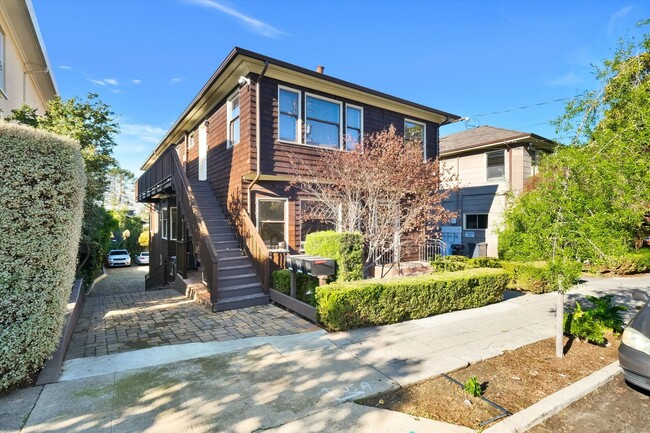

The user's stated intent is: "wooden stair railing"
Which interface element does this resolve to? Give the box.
[169,149,219,305]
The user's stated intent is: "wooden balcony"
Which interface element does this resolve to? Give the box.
[136,148,174,203]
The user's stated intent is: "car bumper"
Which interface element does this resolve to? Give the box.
[108,260,131,267]
[619,343,650,391]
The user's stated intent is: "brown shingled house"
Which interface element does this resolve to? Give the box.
[136,48,460,312]
[439,126,555,257]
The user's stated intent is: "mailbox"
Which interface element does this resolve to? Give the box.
[285,255,335,277]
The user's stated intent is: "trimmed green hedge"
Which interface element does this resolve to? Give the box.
[272,269,318,306]
[0,122,86,392]
[315,268,508,331]
[304,231,363,281]
[430,256,502,273]
[584,249,650,275]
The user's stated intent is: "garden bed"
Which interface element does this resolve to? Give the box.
[359,333,620,430]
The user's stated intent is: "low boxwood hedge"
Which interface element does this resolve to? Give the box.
[315,268,508,331]
[585,249,650,275]
[0,122,86,392]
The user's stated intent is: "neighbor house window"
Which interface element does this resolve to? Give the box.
[257,199,287,250]
[405,119,426,159]
[305,94,342,148]
[227,91,240,147]
[486,150,505,181]
[345,105,363,150]
[169,207,177,241]
[465,214,488,230]
[161,206,169,239]
[279,86,300,142]
[0,29,4,94]
[300,200,337,250]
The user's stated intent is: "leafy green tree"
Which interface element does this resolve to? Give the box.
[6,93,122,283]
[499,21,650,357]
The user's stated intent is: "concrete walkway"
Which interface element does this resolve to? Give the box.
[3,274,649,433]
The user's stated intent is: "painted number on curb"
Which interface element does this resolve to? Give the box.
[320,382,373,401]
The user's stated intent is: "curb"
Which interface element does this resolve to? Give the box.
[85,267,107,296]
[483,361,621,433]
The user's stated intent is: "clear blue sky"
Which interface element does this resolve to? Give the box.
[32,0,648,175]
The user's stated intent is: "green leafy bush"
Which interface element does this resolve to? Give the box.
[304,231,363,281]
[501,260,581,294]
[431,256,503,273]
[586,249,650,275]
[316,268,508,331]
[563,295,627,344]
[467,257,502,268]
[0,122,86,392]
[272,269,318,306]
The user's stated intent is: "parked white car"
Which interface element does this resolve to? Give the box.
[106,249,131,267]
[134,252,149,265]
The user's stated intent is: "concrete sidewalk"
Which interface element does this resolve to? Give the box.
[3,274,649,433]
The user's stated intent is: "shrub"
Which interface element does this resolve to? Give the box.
[467,257,502,269]
[563,295,627,344]
[431,256,502,273]
[501,261,581,294]
[272,269,318,306]
[315,268,508,331]
[0,122,86,392]
[588,249,650,275]
[304,231,363,281]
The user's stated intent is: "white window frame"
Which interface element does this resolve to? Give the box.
[256,197,289,250]
[169,207,177,241]
[187,132,195,149]
[345,104,363,151]
[198,123,207,181]
[227,90,240,148]
[304,92,343,149]
[486,150,506,181]
[0,28,5,96]
[278,85,302,144]
[404,119,427,160]
[161,205,169,239]
[464,213,488,230]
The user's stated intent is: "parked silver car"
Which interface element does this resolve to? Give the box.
[134,252,149,265]
[619,289,650,391]
[106,249,131,267]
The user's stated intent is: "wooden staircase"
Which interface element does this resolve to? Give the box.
[189,180,269,311]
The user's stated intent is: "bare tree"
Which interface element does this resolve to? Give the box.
[291,125,455,275]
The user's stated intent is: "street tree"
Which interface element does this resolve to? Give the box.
[291,125,455,275]
[499,21,650,357]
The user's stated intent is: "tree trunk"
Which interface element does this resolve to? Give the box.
[556,290,565,358]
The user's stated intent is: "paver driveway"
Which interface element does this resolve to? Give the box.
[64,266,320,360]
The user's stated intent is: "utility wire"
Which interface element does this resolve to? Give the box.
[469,92,588,117]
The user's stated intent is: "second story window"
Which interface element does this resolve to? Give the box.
[405,119,426,159]
[227,92,240,147]
[486,150,505,181]
[346,105,363,150]
[305,94,342,149]
[279,87,300,142]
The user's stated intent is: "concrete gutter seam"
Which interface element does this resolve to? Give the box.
[483,361,621,433]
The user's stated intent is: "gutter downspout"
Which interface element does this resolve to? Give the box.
[247,61,269,214]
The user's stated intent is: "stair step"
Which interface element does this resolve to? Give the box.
[214,293,269,311]
[213,240,239,248]
[219,274,259,287]
[219,264,255,277]
[218,282,264,298]
[218,255,248,263]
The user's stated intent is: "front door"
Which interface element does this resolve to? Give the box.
[198,123,207,181]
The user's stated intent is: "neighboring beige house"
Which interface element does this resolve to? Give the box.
[0,0,57,116]
[439,126,555,257]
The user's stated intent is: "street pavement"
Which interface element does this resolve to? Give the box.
[2,274,649,433]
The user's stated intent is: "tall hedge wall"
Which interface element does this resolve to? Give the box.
[0,122,86,391]
[316,268,508,331]
[304,231,364,281]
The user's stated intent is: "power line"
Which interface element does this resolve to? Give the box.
[470,93,588,117]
